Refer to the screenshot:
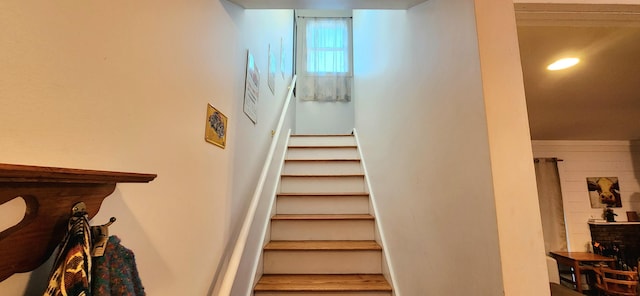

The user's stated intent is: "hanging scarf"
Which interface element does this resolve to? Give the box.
[44,211,92,296]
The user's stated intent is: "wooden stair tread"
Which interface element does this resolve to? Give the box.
[254,274,391,292]
[281,174,365,177]
[265,240,381,251]
[272,214,374,220]
[287,145,357,149]
[277,192,369,197]
[285,159,361,162]
[291,134,353,137]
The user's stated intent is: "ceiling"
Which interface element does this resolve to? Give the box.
[515,4,640,140]
[227,0,426,9]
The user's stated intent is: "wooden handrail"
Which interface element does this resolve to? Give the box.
[0,163,156,282]
[217,75,297,296]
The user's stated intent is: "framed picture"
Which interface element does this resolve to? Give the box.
[244,50,259,123]
[587,177,621,208]
[280,37,285,79]
[268,43,276,95]
[205,104,227,149]
[627,211,639,222]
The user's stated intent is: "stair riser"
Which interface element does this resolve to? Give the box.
[286,147,359,160]
[277,196,370,214]
[255,292,391,296]
[271,220,374,240]
[280,176,365,194]
[283,161,363,175]
[289,136,356,147]
[264,251,382,274]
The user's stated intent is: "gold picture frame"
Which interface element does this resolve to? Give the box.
[205,104,227,149]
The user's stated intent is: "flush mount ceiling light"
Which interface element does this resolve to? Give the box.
[547,57,580,71]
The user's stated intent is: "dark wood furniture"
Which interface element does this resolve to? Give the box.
[589,221,640,270]
[550,283,587,296]
[594,267,639,296]
[0,163,156,282]
[550,251,616,293]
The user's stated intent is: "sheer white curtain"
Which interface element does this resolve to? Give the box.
[296,17,352,102]
[534,158,568,253]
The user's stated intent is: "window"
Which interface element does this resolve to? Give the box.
[295,11,353,101]
[305,18,350,74]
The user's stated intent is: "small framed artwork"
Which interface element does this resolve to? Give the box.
[244,50,259,124]
[586,177,621,208]
[280,37,285,79]
[268,43,276,95]
[205,104,227,149]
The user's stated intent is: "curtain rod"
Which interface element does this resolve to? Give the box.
[297,16,353,19]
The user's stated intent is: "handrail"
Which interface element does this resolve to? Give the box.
[217,75,297,296]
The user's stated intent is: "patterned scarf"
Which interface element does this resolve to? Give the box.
[44,211,92,296]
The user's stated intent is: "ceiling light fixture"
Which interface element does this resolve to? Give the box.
[547,58,580,71]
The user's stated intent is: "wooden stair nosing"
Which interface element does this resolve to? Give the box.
[287,145,357,149]
[254,274,392,292]
[272,214,374,221]
[277,192,369,197]
[284,159,361,162]
[291,134,354,137]
[281,174,365,178]
[264,240,382,251]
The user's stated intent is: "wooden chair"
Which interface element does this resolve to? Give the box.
[594,266,639,296]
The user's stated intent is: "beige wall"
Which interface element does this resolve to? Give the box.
[353,0,505,294]
[475,0,550,295]
[354,0,549,294]
[0,1,292,294]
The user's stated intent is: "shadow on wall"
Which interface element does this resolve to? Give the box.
[629,193,640,214]
[24,255,54,295]
[629,141,640,214]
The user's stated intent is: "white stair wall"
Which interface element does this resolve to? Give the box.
[283,160,363,175]
[279,175,366,193]
[286,147,360,160]
[271,218,375,241]
[264,250,382,274]
[276,194,370,214]
[288,135,357,147]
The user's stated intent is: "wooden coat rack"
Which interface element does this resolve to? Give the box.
[0,163,156,282]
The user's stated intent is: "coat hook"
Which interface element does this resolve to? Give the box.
[72,202,87,215]
[91,217,116,257]
[103,217,116,227]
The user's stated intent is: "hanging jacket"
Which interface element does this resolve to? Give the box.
[91,236,145,296]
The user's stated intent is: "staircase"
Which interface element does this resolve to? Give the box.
[253,134,393,296]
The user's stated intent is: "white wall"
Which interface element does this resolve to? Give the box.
[0,1,293,295]
[532,141,640,251]
[295,100,354,135]
[353,1,505,294]
[293,10,355,135]
[354,0,549,294]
